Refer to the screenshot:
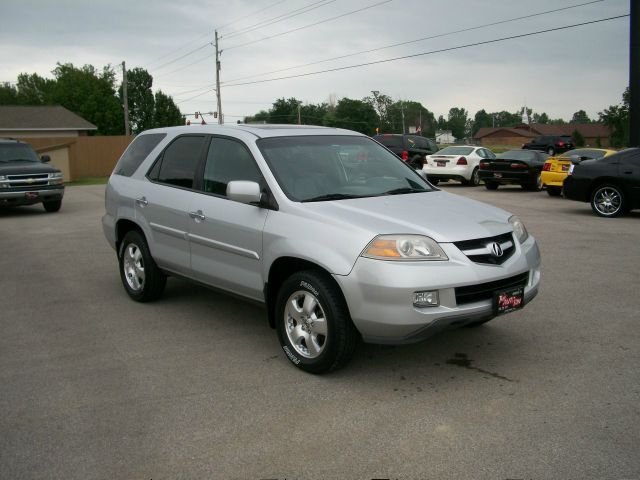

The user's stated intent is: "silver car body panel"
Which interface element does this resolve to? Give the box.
[103,125,541,344]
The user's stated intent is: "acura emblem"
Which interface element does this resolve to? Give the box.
[490,242,504,257]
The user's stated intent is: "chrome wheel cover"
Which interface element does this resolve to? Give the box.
[594,187,621,215]
[284,290,328,359]
[123,243,145,291]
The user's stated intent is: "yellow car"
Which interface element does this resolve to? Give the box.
[541,148,616,196]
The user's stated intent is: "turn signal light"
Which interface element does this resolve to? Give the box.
[456,156,467,165]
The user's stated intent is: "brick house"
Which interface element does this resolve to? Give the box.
[474,123,611,147]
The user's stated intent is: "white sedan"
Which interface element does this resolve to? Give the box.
[423,146,496,186]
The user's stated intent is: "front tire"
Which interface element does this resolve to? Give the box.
[591,184,625,217]
[276,270,357,374]
[43,200,62,212]
[118,230,167,302]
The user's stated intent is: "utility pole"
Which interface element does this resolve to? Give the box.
[401,102,406,134]
[122,61,130,136]
[297,104,301,125]
[630,0,639,147]
[215,30,223,125]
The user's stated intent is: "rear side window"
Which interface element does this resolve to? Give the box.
[375,135,403,148]
[202,137,262,196]
[113,133,166,176]
[154,136,206,189]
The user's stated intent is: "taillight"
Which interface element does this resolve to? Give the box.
[558,141,565,147]
[511,163,528,169]
[543,162,551,171]
[479,161,490,169]
[456,156,467,165]
[401,150,409,161]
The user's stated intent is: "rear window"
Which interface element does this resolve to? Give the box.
[498,150,536,161]
[435,146,474,155]
[560,149,607,160]
[113,133,166,177]
[375,135,403,148]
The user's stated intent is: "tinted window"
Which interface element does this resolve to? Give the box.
[375,135,403,148]
[0,143,40,163]
[156,136,205,189]
[413,136,428,149]
[561,149,607,160]
[498,150,536,161]
[114,134,166,176]
[436,146,474,155]
[202,137,262,196]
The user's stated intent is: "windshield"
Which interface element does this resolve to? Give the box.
[497,150,536,161]
[0,143,41,163]
[374,135,403,148]
[257,135,432,202]
[434,146,474,155]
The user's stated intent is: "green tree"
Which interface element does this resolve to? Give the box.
[300,103,328,125]
[153,90,183,128]
[571,110,591,124]
[324,98,378,135]
[599,87,630,148]
[548,118,567,125]
[572,129,586,147]
[363,92,394,132]
[120,68,155,133]
[0,82,20,104]
[436,115,448,130]
[244,110,269,123]
[533,112,549,124]
[14,73,55,104]
[270,97,302,124]
[472,109,493,135]
[491,110,521,127]
[447,107,468,140]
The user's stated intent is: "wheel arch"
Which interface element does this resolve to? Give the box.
[588,177,629,201]
[264,256,349,329]
[115,218,145,254]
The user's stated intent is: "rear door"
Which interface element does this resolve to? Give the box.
[137,135,207,276]
[620,151,640,207]
[188,136,268,301]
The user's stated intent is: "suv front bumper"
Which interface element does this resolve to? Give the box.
[0,187,64,206]
[333,235,540,344]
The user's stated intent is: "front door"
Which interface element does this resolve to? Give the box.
[188,136,268,301]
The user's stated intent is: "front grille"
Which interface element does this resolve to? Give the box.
[8,173,49,187]
[455,272,529,306]
[454,232,515,265]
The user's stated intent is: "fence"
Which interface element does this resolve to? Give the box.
[17,135,134,181]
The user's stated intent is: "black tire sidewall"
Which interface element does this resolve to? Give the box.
[275,271,350,373]
[43,200,62,212]
[591,184,625,217]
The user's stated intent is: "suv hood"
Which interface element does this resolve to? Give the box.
[301,190,513,243]
[0,162,60,175]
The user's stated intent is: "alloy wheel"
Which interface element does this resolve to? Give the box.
[593,187,622,216]
[284,290,328,359]
[123,243,145,291]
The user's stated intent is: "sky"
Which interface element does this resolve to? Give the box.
[0,0,631,124]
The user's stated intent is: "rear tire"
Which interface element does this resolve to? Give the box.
[590,184,625,217]
[485,182,499,190]
[275,270,358,374]
[546,186,562,197]
[118,230,167,302]
[547,147,555,155]
[43,200,62,212]
[523,172,543,191]
[429,177,440,186]
[463,167,480,187]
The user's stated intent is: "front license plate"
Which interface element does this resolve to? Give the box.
[25,192,39,199]
[494,285,524,315]
[437,161,446,167]
[493,172,502,178]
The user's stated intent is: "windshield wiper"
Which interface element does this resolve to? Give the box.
[381,187,427,195]
[301,193,365,203]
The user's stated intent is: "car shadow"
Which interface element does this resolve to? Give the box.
[0,205,48,217]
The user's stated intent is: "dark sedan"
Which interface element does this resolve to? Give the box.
[478,149,548,191]
[563,147,640,217]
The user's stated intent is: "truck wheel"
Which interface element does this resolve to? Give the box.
[276,270,357,374]
[43,200,62,212]
[118,230,166,302]
[591,184,625,217]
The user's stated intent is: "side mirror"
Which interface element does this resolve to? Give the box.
[41,155,51,163]
[227,180,262,205]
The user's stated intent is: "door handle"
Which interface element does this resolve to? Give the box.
[189,210,206,222]
[135,196,148,207]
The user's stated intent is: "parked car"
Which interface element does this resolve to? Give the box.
[478,149,548,191]
[373,133,437,169]
[423,145,495,186]
[542,148,617,196]
[522,135,574,156]
[0,138,64,212]
[563,147,640,217]
[103,125,541,373]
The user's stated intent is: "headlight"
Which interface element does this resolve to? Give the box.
[362,235,448,261]
[48,172,63,184]
[509,215,529,244]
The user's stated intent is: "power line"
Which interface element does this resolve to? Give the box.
[222,14,629,87]
[221,0,336,40]
[217,0,289,31]
[222,0,606,84]
[150,42,213,73]
[224,0,393,51]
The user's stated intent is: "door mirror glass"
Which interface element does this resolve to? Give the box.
[41,155,51,163]
[227,180,262,204]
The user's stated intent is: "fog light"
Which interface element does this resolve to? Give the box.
[413,290,439,307]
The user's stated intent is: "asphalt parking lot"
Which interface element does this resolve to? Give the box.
[1,183,639,480]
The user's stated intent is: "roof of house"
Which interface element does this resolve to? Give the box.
[0,106,97,131]
[474,123,611,140]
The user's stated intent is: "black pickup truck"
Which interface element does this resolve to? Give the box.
[0,139,65,212]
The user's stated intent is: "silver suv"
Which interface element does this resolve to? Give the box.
[103,125,541,373]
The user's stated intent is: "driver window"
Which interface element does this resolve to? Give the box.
[202,137,262,197]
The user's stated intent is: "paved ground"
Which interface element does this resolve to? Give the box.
[1,184,639,480]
